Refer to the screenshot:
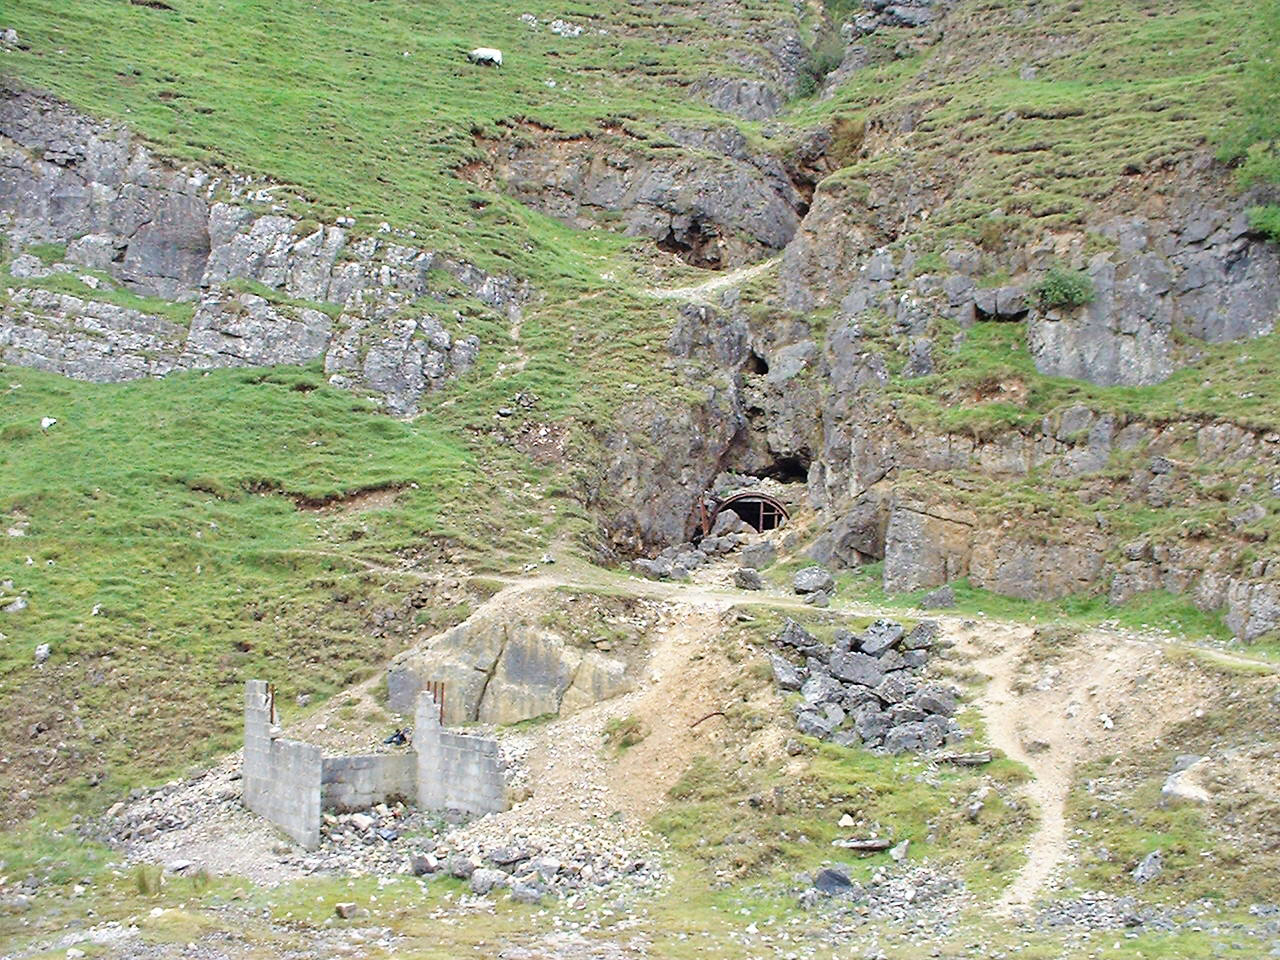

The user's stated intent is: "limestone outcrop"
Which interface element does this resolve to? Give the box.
[385,593,639,724]
[0,82,528,413]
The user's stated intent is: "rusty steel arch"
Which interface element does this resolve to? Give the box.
[708,491,790,534]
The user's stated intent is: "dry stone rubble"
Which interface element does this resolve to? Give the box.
[770,617,964,753]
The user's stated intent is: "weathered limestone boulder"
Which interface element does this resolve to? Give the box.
[386,604,633,723]
[794,565,835,595]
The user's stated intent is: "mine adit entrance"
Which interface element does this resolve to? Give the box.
[707,491,790,534]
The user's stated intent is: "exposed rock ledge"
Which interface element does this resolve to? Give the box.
[0,82,530,414]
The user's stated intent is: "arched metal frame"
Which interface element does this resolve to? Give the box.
[707,491,791,534]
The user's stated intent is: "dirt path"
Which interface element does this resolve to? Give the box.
[952,621,1223,912]
[644,256,780,302]
[963,623,1074,912]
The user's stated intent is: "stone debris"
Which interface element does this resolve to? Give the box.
[90,752,667,901]
[632,530,759,582]
[770,618,964,753]
[801,863,967,930]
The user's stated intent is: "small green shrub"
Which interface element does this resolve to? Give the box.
[1034,267,1095,309]
[1249,204,1280,242]
[603,715,647,753]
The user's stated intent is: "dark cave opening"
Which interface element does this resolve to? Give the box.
[760,455,809,483]
[746,351,769,375]
[721,491,788,537]
[657,219,724,270]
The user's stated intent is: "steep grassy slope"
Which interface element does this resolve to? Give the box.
[1,364,506,813]
[0,0,803,276]
[2,0,1278,816]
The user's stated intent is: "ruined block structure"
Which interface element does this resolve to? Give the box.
[241,679,508,848]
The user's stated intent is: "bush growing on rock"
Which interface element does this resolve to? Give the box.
[1034,267,1095,309]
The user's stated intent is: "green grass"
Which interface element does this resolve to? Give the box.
[654,742,1032,897]
[0,362,550,816]
[0,0,801,281]
[832,562,1239,644]
[0,266,198,326]
[1065,677,1280,904]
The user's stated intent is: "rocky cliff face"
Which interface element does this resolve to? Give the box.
[463,121,818,269]
[598,264,1280,642]
[781,159,1280,388]
[0,84,528,414]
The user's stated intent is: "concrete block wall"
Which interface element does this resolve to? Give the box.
[415,692,509,816]
[242,680,322,849]
[320,753,416,812]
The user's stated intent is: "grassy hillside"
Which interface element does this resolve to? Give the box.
[0,0,803,278]
[2,0,1277,817]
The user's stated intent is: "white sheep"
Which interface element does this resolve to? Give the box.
[467,47,503,67]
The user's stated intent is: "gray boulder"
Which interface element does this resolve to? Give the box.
[813,867,854,895]
[469,868,510,896]
[874,673,912,705]
[860,619,905,655]
[919,585,956,609]
[854,707,892,744]
[913,684,958,716]
[888,702,927,724]
[673,550,704,571]
[902,649,929,670]
[770,654,805,691]
[740,541,777,569]
[805,590,831,608]
[841,685,880,712]
[796,710,837,739]
[1132,850,1163,884]
[901,620,939,650]
[883,720,943,754]
[632,558,672,580]
[829,652,885,687]
[800,672,845,706]
[775,618,816,648]
[448,855,476,880]
[733,567,763,590]
[509,882,544,904]
[794,565,835,595]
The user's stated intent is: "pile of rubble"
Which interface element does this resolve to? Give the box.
[802,862,966,922]
[90,757,666,902]
[632,512,763,582]
[769,618,965,753]
[417,823,665,904]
